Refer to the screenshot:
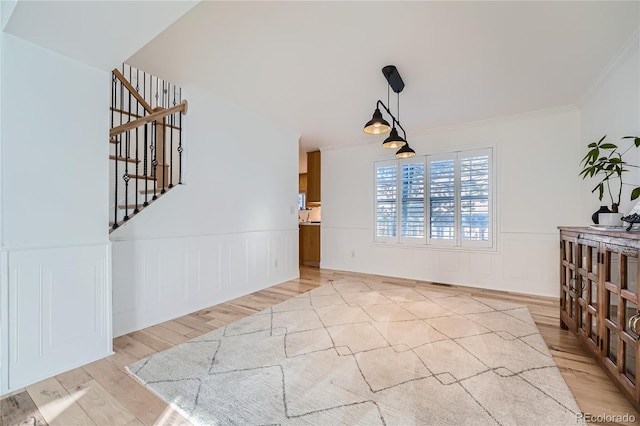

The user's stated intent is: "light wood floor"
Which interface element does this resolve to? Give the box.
[2,266,639,426]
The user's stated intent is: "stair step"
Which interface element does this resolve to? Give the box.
[110,155,140,164]
[118,189,171,210]
[110,137,118,144]
[139,187,170,194]
[118,204,144,210]
[123,174,156,181]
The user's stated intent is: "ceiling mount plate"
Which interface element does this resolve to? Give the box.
[382,65,404,93]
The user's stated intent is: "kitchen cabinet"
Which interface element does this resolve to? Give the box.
[299,224,320,267]
[559,227,640,409]
[306,151,321,205]
[299,173,307,193]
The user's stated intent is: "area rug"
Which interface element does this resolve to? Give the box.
[126,280,585,425]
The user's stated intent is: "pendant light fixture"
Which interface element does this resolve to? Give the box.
[364,108,391,134]
[382,127,406,148]
[363,65,415,158]
[395,143,416,158]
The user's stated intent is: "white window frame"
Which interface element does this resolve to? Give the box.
[373,147,495,250]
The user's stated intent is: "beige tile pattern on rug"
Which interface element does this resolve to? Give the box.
[126,280,586,425]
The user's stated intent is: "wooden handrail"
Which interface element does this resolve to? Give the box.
[110,100,188,137]
[112,68,153,114]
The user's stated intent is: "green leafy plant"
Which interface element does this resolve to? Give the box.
[579,135,640,213]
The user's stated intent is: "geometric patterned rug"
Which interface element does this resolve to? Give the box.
[126,279,585,425]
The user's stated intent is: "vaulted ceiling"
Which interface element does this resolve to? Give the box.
[4,1,639,154]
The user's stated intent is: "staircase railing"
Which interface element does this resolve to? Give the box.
[110,64,187,231]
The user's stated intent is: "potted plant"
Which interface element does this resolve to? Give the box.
[579,135,640,222]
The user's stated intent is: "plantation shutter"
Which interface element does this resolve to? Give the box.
[375,161,398,241]
[460,151,490,242]
[400,159,425,241]
[428,156,456,241]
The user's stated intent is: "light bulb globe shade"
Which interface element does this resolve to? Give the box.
[382,127,406,149]
[395,143,416,158]
[363,108,391,134]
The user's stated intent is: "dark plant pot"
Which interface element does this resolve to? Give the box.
[592,205,611,224]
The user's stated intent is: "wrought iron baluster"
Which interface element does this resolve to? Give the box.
[117,69,125,225]
[152,120,158,200]
[143,123,149,207]
[111,73,116,131]
[169,83,174,189]
[128,65,132,122]
[119,71,124,126]
[123,132,130,221]
[155,76,159,110]
[134,68,140,214]
[169,112,174,189]
[178,87,183,185]
[113,135,119,229]
[161,116,166,194]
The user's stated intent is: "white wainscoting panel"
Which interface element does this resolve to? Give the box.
[2,244,111,393]
[322,227,559,297]
[112,230,299,337]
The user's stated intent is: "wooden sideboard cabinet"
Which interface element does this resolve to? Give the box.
[559,227,640,408]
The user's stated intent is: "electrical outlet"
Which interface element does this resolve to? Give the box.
[351,251,356,258]
[274,258,279,268]
[289,205,295,214]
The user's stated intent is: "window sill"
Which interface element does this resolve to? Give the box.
[371,241,498,254]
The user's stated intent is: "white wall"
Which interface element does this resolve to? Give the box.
[3,1,199,71]
[0,1,17,30]
[110,84,300,336]
[2,35,108,248]
[0,34,111,394]
[322,108,582,297]
[580,30,640,216]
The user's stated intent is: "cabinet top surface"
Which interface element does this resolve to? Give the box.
[558,226,640,240]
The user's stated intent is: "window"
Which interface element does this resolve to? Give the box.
[374,147,493,248]
[298,193,306,210]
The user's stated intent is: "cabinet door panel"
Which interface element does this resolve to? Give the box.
[306,151,321,203]
[577,241,598,339]
[560,233,580,331]
[608,292,619,322]
[603,242,640,400]
[608,327,618,364]
[624,340,637,385]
